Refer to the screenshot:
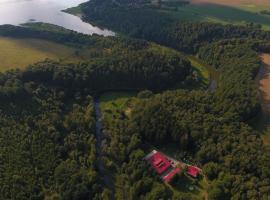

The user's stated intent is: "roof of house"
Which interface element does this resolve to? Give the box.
[163,167,181,183]
[187,166,200,177]
[146,151,171,174]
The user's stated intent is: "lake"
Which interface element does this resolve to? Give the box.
[0,0,114,35]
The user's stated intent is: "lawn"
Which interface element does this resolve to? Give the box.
[0,37,82,71]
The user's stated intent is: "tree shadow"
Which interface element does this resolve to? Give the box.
[250,54,270,145]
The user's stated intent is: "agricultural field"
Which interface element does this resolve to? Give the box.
[0,37,81,71]
[161,0,270,30]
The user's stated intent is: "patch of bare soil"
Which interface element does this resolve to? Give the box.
[191,0,270,6]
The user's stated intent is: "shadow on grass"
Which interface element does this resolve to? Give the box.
[100,91,136,103]
[249,54,270,145]
[171,174,201,195]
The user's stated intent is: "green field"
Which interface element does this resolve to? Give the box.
[171,54,217,90]
[188,56,209,83]
[100,92,137,121]
[160,2,270,30]
[0,37,82,71]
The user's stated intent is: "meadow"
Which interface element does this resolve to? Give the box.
[160,0,270,30]
[0,37,81,71]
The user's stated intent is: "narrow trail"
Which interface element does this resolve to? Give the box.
[94,100,114,194]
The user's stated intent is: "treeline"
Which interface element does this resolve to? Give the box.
[19,48,190,92]
[78,1,270,199]
[0,29,194,199]
[80,0,268,122]
[198,39,261,121]
[0,25,193,94]
[81,0,270,53]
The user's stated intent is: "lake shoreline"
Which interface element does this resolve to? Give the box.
[0,0,114,36]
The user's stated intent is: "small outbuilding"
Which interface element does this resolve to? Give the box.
[187,166,200,178]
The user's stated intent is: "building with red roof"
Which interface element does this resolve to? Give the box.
[187,166,200,178]
[146,151,171,174]
[145,150,201,184]
[163,167,181,183]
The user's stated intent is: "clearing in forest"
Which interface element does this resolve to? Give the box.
[0,37,81,71]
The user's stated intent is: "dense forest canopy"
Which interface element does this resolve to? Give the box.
[79,0,270,199]
[0,25,194,200]
[1,0,270,199]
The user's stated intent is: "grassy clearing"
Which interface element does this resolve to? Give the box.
[172,54,217,90]
[187,55,209,85]
[100,92,138,121]
[0,37,82,71]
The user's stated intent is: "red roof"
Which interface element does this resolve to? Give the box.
[187,166,200,177]
[147,152,171,174]
[163,167,181,183]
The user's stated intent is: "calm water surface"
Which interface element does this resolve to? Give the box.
[0,0,114,35]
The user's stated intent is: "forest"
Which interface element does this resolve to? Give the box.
[1,0,270,199]
[0,25,195,200]
[79,0,270,199]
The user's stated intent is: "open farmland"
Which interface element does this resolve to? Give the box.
[0,37,81,71]
[192,0,270,6]
[163,0,270,30]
